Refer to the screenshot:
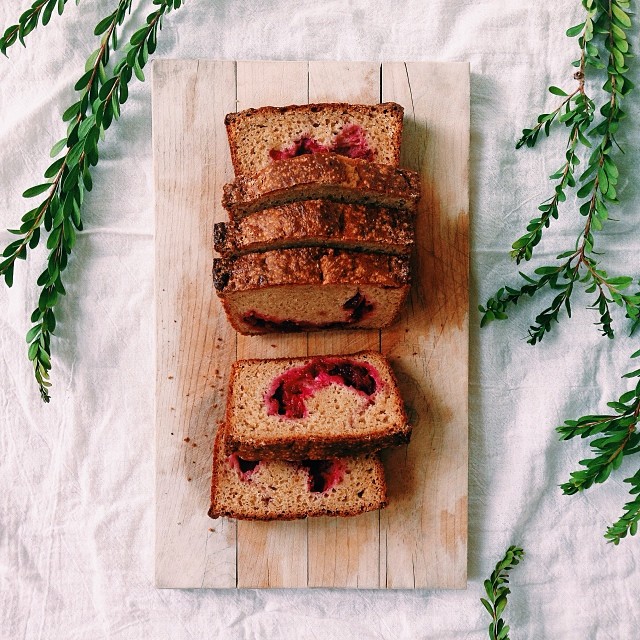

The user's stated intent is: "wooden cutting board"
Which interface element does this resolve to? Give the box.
[153,60,469,589]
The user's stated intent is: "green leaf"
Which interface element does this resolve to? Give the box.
[44,157,65,180]
[94,12,116,36]
[62,101,81,122]
[74,69,94,92]
[577,179,596,199]
[566,22,585,37]
[549,86,568,96]
[480,598,494,616]
[23,183,51,198]
[133,61,145,82]
[26,324,41,343]
[4,263,14,287]
[28,341,39,361]
[50,137,68,158]
[42,0,57,27]
[130,27,148,46]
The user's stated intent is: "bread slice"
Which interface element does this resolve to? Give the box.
[208,425,388,520]
[212,247,410,335]
[224,102,404,176]
[222,154,421,217]
[214,200,415,258]
[221,350,410,460]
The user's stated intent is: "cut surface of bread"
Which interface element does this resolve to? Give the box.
[212,247,410,335]
[214,200,415,257]
[225,102,404,176]
[222,350,410,460]
[222,153,421,217]
[208,426,388,520]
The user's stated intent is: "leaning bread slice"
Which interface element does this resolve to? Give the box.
[212,247,410,335]
[214,200,415,258]
[222,350,410,460]
[222,153,420,217]
[208,425,388,521]
[225,102,404,176]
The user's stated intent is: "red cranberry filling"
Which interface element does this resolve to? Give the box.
[228,453,260,480]
[342,291,374,322]
[268,124,373,163]
[242,292,375,333]
[269,137,329,161]
[332,124,374,160]
[302,459,347,493]
[265,357,380,419]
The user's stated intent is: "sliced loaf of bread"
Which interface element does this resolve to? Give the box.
[208,425,388,520]
[214,200,415,257]
[212,247,410,335]
[225,102,404,175]
[222,154,421,217]
[222,351,410,460]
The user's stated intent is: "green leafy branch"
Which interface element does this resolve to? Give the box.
[0,0,78,55]
[0,0,183,401]
[558,348,640,544]
[480,0,637,345]
[481,546,525,640]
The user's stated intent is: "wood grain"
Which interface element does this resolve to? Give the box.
[154,60,237,588]
[235,60,309,589]
[154,60,469,589]
[306,60,381,589]
[381,62,470,589]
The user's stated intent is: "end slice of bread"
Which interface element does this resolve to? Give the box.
[222,154,421,217]
[222,350,410,460]
[225,102,404,176]
[208,424,388,520]
[214,200,415,258]
[212,247,410,335]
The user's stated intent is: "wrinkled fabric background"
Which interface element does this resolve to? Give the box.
[1,1,639,638]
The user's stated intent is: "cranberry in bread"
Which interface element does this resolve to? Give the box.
[221,351,410,460]
[224,102,404,176]
[208,425,388,521]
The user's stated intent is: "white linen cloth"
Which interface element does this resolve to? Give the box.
[1,0,639,638]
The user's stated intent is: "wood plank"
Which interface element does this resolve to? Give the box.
[154,60,469,589]
[306,60,381,589]
[154,60,237,588]
[234,60,310,588]
[380,62,470,589]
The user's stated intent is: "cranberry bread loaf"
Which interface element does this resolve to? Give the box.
[208,425,388,520]
[212,247,410,335]
[222,351,410,460]
[225,102,404,176]
[222,154,421,218]
[214,200,415,258]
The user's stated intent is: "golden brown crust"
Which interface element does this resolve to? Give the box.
[212,247,410,293]
[207,424,227,520]
[227,430,410,461]
[225,102,404,176]
[214,200,415,258]
[222,154,421,217]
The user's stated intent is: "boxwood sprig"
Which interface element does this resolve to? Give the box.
[481,546,525,640]
[1,0,183,401]
[558,349,640,543]
[480,0,637,344]
[0,0,79,56]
